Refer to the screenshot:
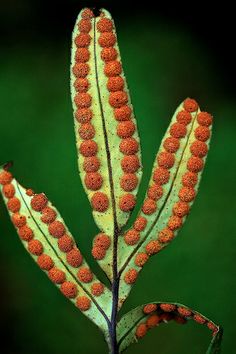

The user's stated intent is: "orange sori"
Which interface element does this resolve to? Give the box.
[157,105,212,248]
[96,13,140,213]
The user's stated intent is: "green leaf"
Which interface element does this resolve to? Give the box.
[117,301,221,353]
[118,101,213,305]
[0,166,112,332]
[70,8,142,279]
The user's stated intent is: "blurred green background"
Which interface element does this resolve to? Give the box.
[0,1,235,353]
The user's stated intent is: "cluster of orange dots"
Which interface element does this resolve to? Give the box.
[73,9,110,214]
[156,106,212,246]
[92,233,111,260]
[123,99,211,285]
[135,302,218,339]
[0,164,100,311]
[97,13,140,213]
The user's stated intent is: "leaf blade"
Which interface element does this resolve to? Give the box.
[0,166,112,331]
[117,301,222,353]
[117,100,213,305]
[70,9,142,278]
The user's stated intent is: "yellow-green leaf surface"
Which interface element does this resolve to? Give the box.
[117,301,222,353]
[118,100,213,305]
[70,8,142,279]
[0,167,112,332]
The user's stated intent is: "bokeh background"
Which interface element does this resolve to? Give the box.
[0,1,235,353]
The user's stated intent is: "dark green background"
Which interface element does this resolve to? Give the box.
[0,1,235,353]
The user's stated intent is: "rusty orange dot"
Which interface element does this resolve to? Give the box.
[120,138,139,155]
[158,228,174,243]
[135,253,149,267]
[187,156,204,173]
[0,170,12,185]
[147,184,163,201]
[11,213,26,228]
[197,112,213,126]
[31,193,48,212]
[2,183,15,198]
[177,307,192,317]
[18,225,34,241]
[91,282,104,296]
[160,303,176,312]
[94,233,111,249]
[179,187,196,202]
[66,248,83,267]
[48,221,66,238]
[37,254,54,270]
[78,19,92,33]
[101,47,118,62]
[41,207,57,224]
[157,151,175,169]
[114,105,132,121]
[194,126,210,142]
[81,8,94,19]
[104,61,122,77]
[163,136,180,153]
[145,240,162,255]
[76,296,91,311]
[74,92,92,108]
[28,239,43,256]
[48,267,66,284]
[74,33,91,47]
[170,122,187,139]
[120,173,138,192]
[176,110,192,125]
[134,216,147,232]
[107,76,124,92]
[182,171,198,187]
[84,172,103,190]
[124,268,138,284]
[75,48,90,62]
[91,192,109,212]
[79,140,98,157]
[153,167,170,185]
[26,188,34,196]
[135,323,147,338]
[193,314,206,324]
[183,98,198,112]
[58,235,74,253]
[159,313,174,322]
[173,201,190,217]
[97,18,113,32]
[92,245,106,260]
[124,229,140,245]
[83,156,100,172]
[117,121,135,139]
[146,314,160,328]
[7,197,21,213]
[207,322,217,332]
[77,267,93,283]
[190,140,208,157]
[60,281,78,298]
[109,91,128,108]
[73,63,89,78]
[78,123,95,140]
[98,32,116,47]
[167,216,182,231]
[74,77,89,93]
[142,198,157,215]
[119,193,136,212]
[75,108,93,123]
[175,315,187,324]
[143,303,158,314]
[121,155,140,173]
